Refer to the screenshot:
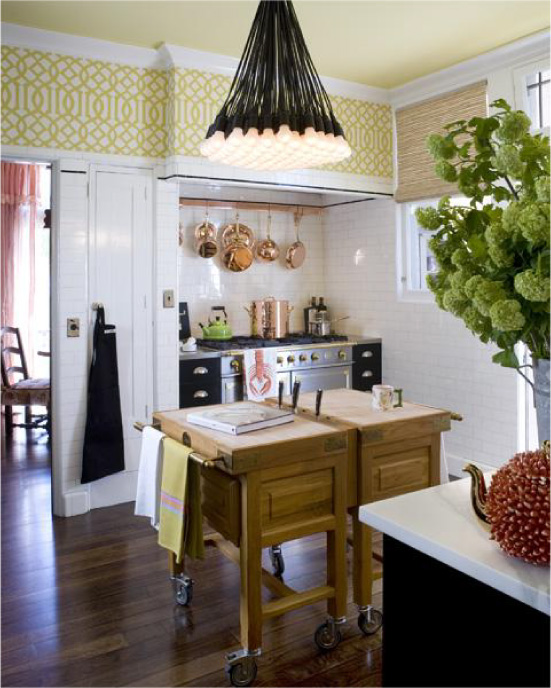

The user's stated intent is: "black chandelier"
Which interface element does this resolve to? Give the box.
[199,0,352,170]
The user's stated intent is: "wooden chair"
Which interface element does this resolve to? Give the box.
[1,326,50,434]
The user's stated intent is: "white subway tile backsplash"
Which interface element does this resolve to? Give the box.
[323,199,518,470]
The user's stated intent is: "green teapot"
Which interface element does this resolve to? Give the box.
[199,307,233,340]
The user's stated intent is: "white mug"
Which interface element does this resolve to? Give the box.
[372,384,396,411]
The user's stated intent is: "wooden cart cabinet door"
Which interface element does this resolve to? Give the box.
[201,468,241,546]
[365,437,438,502]
[261,468,334,530]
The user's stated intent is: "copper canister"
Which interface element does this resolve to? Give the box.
[245,297,293,339]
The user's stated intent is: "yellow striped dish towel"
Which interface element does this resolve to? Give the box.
[158,438,204,562]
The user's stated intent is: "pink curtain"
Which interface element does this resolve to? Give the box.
[1,162,41,375]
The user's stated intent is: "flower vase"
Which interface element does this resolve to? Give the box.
[533,357,550,443]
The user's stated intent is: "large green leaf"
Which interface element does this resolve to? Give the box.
[492,349,519,368]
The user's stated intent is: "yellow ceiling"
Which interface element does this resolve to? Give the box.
[2,1,549,88]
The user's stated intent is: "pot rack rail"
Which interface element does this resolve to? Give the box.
[179,197,322,216]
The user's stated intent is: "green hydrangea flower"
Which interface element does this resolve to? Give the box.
[450,268,474,291]
[488,243,514,268]
[473,280,507,316]
[514,269,550,302]
[415,206,441,230]
[435,160,457,182]
[495,111,531,143]
[485,221,509,246]
[464,275,484,299]
[437,195,451,211]
[451,248,471,267]
[463,306,491,335]
[518,203,550,245]
[502,201,522,236]
[535,177,550,203]
[443,289,469,316]
[493,144,524,179]
[489,299,526,331]
[426,134,455,160]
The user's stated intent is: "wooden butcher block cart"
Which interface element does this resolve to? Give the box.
[152,402,351,687]
[267,388,454,636]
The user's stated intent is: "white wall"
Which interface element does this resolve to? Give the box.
[178,206,326,338]
[323,199,519,473]
[154,179,180,412]
[51,160,91,516]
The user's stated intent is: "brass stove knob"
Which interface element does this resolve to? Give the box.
[311,353,320,361]
[299,354,307,362]
[338,350,347,360]
[287,355,295,363]
[230,360,240,370]
[277,356,284,364]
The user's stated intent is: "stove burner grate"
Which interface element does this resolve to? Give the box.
[197,333,348,351]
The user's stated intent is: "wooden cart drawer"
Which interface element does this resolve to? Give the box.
[261,467,334,531]
[201,467,240,546]
[369,445,431,501]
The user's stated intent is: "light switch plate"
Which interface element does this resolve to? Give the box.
[163,290,175,308]
[67,318,80,337]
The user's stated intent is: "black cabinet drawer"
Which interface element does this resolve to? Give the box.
[352,343,382,391]
[180,358,221,384]
[179,381,221,408]
[179,358,221,407]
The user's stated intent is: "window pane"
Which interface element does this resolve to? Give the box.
[527,71,539,87]
[527,84,541,128]
[541,81,550,129]
[542,69,550,82]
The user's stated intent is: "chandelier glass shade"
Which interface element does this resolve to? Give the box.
[199,1,352,171]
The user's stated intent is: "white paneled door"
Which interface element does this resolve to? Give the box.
[88,166,153,507]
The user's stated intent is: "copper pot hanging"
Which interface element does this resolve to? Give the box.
[194,213,218,258]
[221,213,254,272]
[286,209,306,269]
[256,209,280,263]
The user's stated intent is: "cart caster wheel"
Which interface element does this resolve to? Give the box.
[226,658,257,687]
[269,546,285,577]
[314,621,342,652]
[174,579,193,607]
[358,608,383,636]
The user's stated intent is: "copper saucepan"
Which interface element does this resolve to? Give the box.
[221,214,254,272]
[286,210,306,269]
[194,216,218,258]
[256,210,280,263]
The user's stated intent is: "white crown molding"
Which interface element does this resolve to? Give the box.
[1,22,164,69]
[159,43,239,76]
[390,29,550,109]
[160,43,389,103]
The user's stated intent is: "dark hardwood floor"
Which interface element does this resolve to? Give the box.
[1,427,383,687]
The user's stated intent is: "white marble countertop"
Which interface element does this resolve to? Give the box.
[359,477,550,615]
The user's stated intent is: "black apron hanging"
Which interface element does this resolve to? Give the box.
[82,305,125,483]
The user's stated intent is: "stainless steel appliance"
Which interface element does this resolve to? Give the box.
[197,335,352,404]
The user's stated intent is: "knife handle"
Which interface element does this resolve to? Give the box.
[292,380,301,412]
[315,388,323,417]
[278,380,284,408]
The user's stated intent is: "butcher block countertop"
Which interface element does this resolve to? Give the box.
[153,402,349,474]
[279,389,451,443]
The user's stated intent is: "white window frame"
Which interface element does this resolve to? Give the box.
[513,58,550,135]
[396,199,439,304]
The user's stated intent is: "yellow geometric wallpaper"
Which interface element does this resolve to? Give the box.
[1,46,168,157]
[1,45,393,178]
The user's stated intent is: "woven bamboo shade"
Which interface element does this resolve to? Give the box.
[395,81,488,203]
